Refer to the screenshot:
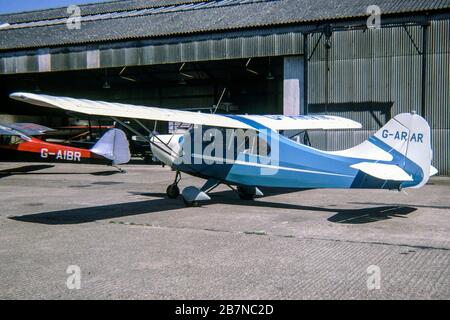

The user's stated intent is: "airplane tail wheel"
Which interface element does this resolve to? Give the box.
[237,186,256,200]
[183,198,199,207]
[166,184,180,199]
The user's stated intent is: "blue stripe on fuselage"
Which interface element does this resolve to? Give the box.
[175,115,424,189]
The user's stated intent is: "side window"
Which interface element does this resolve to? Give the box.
[10,136,26,145]
[0,136,9,144]
[257,137,271,157]
[234,129,271,157]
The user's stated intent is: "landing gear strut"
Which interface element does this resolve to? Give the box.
[113,165,127,174]
[166,171,181,199]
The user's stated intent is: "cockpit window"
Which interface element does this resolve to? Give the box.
[232,129,271,158]
[9,136,26,145]
[187,126,271,163]
[0,135,26,145]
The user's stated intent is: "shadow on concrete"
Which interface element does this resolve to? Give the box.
[129,188,308,199]
[89,170,124,176]
[128,192,168,198]
[350,201,450,211]
[0,164,54,178]
[10,198,184,225]
[10,190,417,225]
[328,206,417,224]
[0,164,121,177]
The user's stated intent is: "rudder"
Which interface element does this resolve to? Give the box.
[373,112,432,188]
[90,128,131,165]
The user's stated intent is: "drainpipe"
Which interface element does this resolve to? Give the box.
[421,17,429,118]
[303,33,309,115]
[324,25,333,113]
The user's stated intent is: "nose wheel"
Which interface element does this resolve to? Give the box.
[166,171,181,199]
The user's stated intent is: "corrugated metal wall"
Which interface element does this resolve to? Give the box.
[307,18,449,175]
[0,32,304,74]
[425,19,450,176]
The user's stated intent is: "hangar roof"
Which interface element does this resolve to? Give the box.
[0,0,449,51]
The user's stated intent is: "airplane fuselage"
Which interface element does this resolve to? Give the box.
[0,137,112,165]
[151,116,425,191]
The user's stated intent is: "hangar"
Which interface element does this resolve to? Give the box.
[0,0,448,174]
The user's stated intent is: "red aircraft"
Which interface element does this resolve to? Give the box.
[0,123,130,167]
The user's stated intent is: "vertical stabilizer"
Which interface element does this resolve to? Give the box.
[90,129,130,165]
[373,113,432,188]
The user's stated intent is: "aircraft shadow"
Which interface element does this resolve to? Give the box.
[10,198,185,225]
[10,190,416,225]
[0,164,121,177]
[350,201,450,211]
[327,206,416,224]
[0,164,54,178]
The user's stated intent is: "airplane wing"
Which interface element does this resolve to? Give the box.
[10,92,361,131]
[7,123,54,135]
[241,115,362,130]
[0,125,17,136]
[350,162,413,182]
[10,92,251,129]
[0,124,30,137]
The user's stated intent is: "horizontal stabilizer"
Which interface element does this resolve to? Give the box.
[430,166,438,177]
[350,162,413,182]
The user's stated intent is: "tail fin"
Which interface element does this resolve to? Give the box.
[90,129,131,165]
[372,112,432,188]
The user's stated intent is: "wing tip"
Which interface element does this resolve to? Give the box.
[9,92,28,101]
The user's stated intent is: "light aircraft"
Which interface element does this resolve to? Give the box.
[0,122,130,168]
[10,92,437,206]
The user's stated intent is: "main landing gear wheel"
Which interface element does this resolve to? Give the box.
[237,186,256,200]
[166,171,181,199]
[166,184,180,199]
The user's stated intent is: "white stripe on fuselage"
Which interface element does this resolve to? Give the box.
[191,154,354,178]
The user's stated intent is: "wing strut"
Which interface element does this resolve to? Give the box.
[111,117,181,159]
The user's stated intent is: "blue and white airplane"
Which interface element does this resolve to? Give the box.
[10,92,437,206]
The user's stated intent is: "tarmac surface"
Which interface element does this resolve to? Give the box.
[0,162,449,300]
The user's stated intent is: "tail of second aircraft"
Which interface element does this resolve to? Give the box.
[348,112,434,189]
[90,128,131,165]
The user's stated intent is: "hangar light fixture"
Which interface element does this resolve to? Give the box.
[119,66,137,82]
[245,58,259,75]
[179,63,194,79]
